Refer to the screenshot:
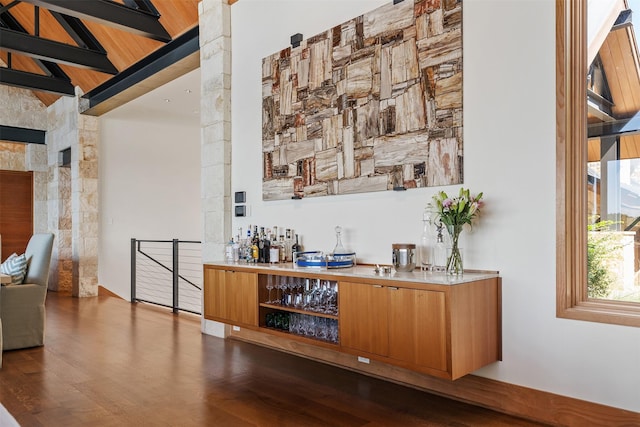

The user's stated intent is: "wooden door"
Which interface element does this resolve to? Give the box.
[0,170,33,261]
[339,281,389,356]
[388,288,447,372]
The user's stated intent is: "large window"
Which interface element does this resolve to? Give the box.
[557,0,640,326]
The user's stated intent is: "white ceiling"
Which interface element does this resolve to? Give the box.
[103,67,201,124]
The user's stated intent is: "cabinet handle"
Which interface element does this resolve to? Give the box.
[388,287,399,290]
[373,285,383,288]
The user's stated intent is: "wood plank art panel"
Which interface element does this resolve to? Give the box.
[262,0,463,200]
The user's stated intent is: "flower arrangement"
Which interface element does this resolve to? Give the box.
[429,188,484,275]
[430,187,484,229]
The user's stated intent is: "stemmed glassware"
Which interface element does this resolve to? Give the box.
[264,276,339,315]
[266,275,275,303]
[265,275,339,343]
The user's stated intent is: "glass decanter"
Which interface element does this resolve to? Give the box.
[333,226,347,255]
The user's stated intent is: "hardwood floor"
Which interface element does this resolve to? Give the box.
[0,292,547,426]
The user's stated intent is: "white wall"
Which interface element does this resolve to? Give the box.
[98,70,202,299]
[229,0,640,413]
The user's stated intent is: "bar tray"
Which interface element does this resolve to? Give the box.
[294,251,356,268]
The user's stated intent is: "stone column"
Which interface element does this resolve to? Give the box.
[72,113,99,297]
[46,90,99,297]
[199,0,232,337]
[199,0,232,263]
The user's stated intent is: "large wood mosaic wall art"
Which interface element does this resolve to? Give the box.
[261,0,462,200]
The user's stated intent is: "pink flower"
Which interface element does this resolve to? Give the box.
[443,198,453,209]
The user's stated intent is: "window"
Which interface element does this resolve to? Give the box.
[557,0,640,326]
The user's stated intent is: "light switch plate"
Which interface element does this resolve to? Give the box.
[234,191,246,203]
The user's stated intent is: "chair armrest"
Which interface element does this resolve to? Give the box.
[0,283,47,306]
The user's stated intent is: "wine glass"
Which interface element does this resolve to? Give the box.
[266,275,274,303]
[276,276,286,305]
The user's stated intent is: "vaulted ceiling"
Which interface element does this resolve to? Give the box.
[0,0,201,109]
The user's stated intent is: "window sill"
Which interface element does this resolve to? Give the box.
[558,301,640,328]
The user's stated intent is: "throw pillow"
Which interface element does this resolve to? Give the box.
[1,253,28,285]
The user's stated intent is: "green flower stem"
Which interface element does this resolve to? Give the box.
[446,224,463,275]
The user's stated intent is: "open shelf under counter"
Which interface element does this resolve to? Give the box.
[259,302,338,320]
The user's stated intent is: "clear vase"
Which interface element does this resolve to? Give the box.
[445,224,463,275]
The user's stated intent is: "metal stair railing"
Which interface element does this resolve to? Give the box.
[131,238,202,315]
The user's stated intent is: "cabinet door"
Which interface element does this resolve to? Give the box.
[204,268,258,327]
[388,288,447,372]
[225,270,258,326]
[204,268,224,320]
[339,281,388,356]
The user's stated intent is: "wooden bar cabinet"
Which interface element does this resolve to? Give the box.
[203,262,501,381]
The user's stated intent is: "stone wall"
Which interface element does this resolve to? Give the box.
[46,91,99,297]
[0,85,47,130]
[0,141,26,170]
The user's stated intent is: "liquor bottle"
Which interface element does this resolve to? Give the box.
[269,232,280,263]
[285,229,294,262]
[232,239,240,262]
[418,210,433,271]
[279,235,287,262]
[263,231,271,263]
[433,222,446,272]
[251,227,259,263]
[291,233,302,260]
[245,228,252,262]
[224,238,235,263]
[258,227,268,263]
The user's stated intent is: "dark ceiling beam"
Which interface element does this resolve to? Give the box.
[0,28,118,74]
[0,67,75,96]
[82,25,198,112]
[20,0,171,42]
[0,9,72,80]
[123,0,160,16]
[0,125,46,144]
[588,114,640,139]
[50,11,107,53]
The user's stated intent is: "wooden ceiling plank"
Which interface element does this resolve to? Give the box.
[20,0,172,42]
[609,30,635,116]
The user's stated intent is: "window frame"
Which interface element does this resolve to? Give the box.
[557,0,640,327]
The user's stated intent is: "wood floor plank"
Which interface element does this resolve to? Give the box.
[0,292,546,426]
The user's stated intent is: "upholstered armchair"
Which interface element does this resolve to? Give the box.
[0,233,54,359]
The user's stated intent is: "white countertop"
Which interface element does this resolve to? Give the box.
[205,261,499,286]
